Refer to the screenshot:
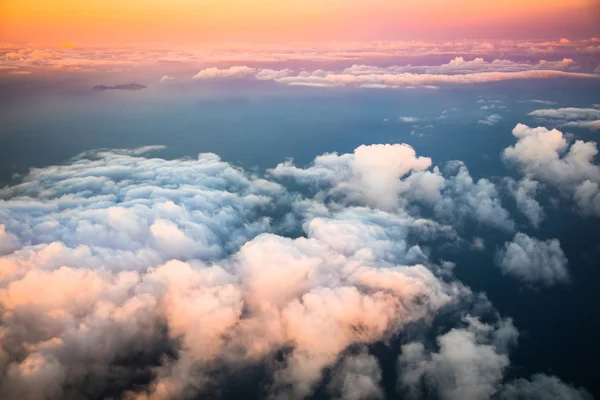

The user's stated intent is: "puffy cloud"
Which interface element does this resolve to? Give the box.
[495,233,569,286]
[497,374,593,400]
[434,162,515,231]
[271,143,436,211]
[328,348,383,400]
[0,224,19,255]
[503,123,600,215]
[0,145,470,400]
[192,66,256,79]
[0,142,588,399]
[506,177,544,228]
[399,316,517,400]
[478,114,502,125]
[272,148,513,231]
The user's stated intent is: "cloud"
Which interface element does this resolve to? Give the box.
[529,107,600,121]
[497,374,593,400]
[527,107,600,131]
[270,143,437,211]
[503,123,600,215]
[160,75,175,83]
[399,116,420,123]
[563,120,600,131]
[327,347,384,400]
[0,142,589,399]
[478,114,502,125]
[255,68,293,80]
[495,233,569,286]
[505,177,544,228]
[192,66,256,79]
[3,38,600,74]
[434,161,515,232]
[0,145,470,400]
[399,316,517,400]
[524,99,557,105]
[270,70,598,90]
[0,224,20,255]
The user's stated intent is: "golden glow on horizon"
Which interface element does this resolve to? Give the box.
[1,0,598,45]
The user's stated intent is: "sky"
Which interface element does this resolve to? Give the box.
[2,2,600,400]
[2,0,600,44]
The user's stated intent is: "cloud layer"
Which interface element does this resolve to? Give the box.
[0,139,592,399]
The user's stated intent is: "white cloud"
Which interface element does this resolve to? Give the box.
[503,123,600,215]
[495,232,569,286]
[0,145,469,400]
[399,316,517,400]
[0,141,589,400]
[529,107,600,121]
[160,75,175,82]
[478,114,502,125]
[399,116,420,123]
[506,177,544,228]
[434,162,515,231]
[270,143,436,211]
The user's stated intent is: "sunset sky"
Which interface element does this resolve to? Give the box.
[2,0,599,45]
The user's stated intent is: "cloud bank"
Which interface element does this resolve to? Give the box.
[0,140,591,399]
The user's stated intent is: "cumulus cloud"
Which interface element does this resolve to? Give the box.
[503,123,600,215]
[399,316,517,400]
[160,75,175,83]
[506,177,544,228]
[0,145,471,400]
[0,143,588,400]
[434,162,515,231]
[270,143,437,211]
[271,146,513,231]
[495,233,569,286]
[327,347,384,400]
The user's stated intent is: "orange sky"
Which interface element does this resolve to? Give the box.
[1,0,599,45]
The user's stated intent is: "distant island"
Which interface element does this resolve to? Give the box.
[92,83,147,91]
